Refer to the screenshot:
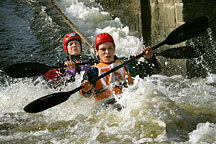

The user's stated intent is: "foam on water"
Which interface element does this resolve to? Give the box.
[1,0,216,143]
[188,122,216,144]
[1,74,216,143]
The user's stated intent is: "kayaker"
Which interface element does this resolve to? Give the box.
[44,32,97,83]
[80,32,161,104]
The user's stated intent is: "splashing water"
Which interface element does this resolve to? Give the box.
[1,0,216,143]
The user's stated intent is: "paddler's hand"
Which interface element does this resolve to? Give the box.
[81,80,93,92]
[133,46,153,60]
[133,52,140,61]
[143,46,153,59]
[64,60,75,70]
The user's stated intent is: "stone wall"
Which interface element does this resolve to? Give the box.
[149,0,187,76]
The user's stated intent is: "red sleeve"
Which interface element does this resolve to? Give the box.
[44,69,63,82]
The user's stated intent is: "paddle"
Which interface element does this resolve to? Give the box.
[155,46,205,59]
[4,45,204,78]
[4,62,91,78]
[24,16,209,113]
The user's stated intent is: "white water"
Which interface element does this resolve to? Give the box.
[1,0,216,143]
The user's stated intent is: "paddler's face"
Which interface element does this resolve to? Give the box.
[97,42,115,63]
[67,40,81,56]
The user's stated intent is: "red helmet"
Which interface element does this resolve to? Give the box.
[63,32,82,53]
[94,33,115,53]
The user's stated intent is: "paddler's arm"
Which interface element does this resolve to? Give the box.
[134,46,162,74]
[144,47,162,74]
[79,67,98,97]
[146,54,162,74]
[121,46,161,78]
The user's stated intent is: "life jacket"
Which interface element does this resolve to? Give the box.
[88,60,133,103]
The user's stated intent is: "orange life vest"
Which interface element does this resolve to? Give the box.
[83,60,133,103]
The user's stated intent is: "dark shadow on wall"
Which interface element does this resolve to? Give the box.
[182,0,216,78]
[140,0,151,46]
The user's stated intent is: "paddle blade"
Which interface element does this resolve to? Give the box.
[156,46,205,59]
[152,16,209,50]
[24,91,71,113]
[165,16,209,45]
[4,62,51,78]
[24,86,82,113]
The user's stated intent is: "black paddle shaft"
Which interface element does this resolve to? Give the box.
[24,16,209,113]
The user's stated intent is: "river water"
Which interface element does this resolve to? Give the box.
[1,0,216,143]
